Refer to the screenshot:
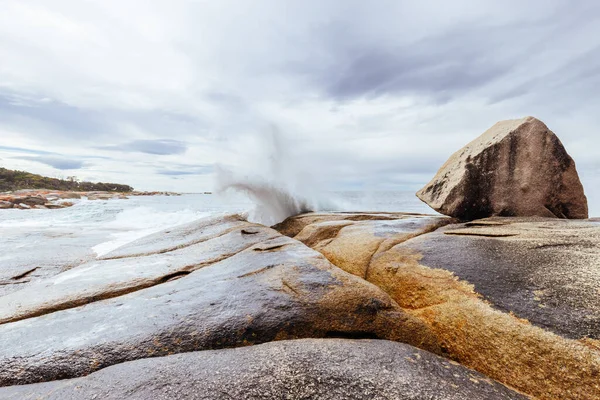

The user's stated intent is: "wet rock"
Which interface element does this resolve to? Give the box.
[11,196,46,206]
[276,212,600,400]
[46,192,82,200]
[417,117,588,220]
[276,212,451,278]
[0,215,437,386]
[0,339,527,400]
[0,227,104,297]
[0,217,278,324]
[273,211,438,237]
[0,191,81,211]
[99,214,252,259]
[86,193,114,200]
[60,192,81,200]
[85,192,118,201]
[43,204,65,209]
[397,217,600,340]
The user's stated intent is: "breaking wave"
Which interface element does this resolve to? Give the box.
[215,127,335,226]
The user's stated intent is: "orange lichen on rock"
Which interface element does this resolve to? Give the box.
[281,213,600,400]
[371,245,600,400]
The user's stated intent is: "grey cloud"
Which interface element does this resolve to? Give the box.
[284,2,598,105]
[323,45,509,102]
[284,23,517,102]
[0,91,211,146]
[16,156,87,170]
[488,84,532,105]
[157,170,197,176]
[490,44,600,105]
[0,92,110,138]
[0,145,111,161]
[99,140,188,155]
[0,145,56,155]
[205,91,245,109]
[156,165,213,176]
[120,111,210,140]
[295,144,445,192]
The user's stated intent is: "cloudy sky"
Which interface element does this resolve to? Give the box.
[0,0,598,213]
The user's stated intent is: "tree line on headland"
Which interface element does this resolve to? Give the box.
[0,167,133,193]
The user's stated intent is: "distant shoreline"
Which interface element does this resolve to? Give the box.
[0,189,184,210]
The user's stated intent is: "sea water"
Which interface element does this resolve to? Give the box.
[0,191,432,261]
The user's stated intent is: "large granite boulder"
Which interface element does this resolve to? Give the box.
[275,212,600,400]
[0,339,527,400]
[0,214,438,387]
[417,117,588,220]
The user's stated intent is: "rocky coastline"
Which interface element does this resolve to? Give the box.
[0,117,597,400]
[0,189,182,210]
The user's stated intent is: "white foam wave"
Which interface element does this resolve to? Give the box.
[215,127,336,226]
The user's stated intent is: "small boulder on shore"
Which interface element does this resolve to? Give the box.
[11,195,47,207]
[417,116,588,220]
[44,204,65,209]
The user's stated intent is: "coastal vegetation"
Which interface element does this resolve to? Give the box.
[0,167,133,193]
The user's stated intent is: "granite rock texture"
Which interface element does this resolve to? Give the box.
[0,214,437,387]
[275,212,600,400]
[417,117,588,220]
[0,339,527,400]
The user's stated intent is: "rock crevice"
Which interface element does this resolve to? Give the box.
[275,212,600,400]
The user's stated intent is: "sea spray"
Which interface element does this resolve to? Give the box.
[215,127,335,226]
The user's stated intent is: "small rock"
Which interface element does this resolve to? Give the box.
[11,196,47,206]
[44,204,65,209]
[0,200,13,209]
[60,192,82,200]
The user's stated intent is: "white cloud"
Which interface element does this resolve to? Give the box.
[0,0,598,214]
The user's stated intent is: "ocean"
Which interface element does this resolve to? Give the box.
[0,191,433,279]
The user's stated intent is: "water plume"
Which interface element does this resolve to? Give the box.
[215,127,334,226]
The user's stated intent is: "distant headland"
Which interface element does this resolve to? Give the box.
[0,167,133,193]
[0,167,181,210]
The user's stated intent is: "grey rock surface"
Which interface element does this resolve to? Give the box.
[0,215,437,386]
[274,212,600,399]
[396,217,600,339]
[0,339,527,400]
[0,216,276,324]
[0,227,101,297]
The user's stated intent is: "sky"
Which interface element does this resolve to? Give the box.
[0,0,599,213]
